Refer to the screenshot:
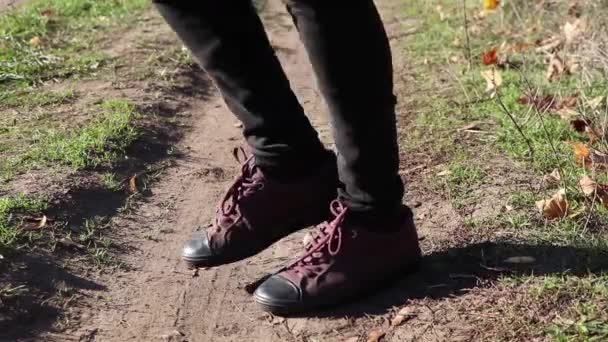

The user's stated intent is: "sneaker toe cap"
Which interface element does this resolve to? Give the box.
[254,275,301,308]
[181,231,212,260]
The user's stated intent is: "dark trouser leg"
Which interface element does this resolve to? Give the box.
[153,1,328,176]
[284,0,404,220]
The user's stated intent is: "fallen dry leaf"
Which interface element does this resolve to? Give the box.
[21,215,49,231]
[580,176,597,196]
[37,215,47,229]
[535,189,569,220]
[570,118,587,132]
[29,36,41,47]
[483,0,499,10]
[580,176,608,208]
[543,168,561,186]
[573,143,591,166]
[547,55,565,81]
[482,49,498,65]
[367,329,385,342]
[563,19,586,45]
[481,68,502,96]
[590,150,608,169]
[40,9,54,17]
[128,175,138,193]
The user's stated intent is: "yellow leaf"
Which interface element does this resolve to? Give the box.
[29,36,41,47]
[128,175,138,193]
[535,189,569,220]
[483,0,499,10]
[573,143,591,166]
[481,68,502,96]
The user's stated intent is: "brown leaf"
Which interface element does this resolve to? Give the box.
[547,55,565,81]
[20,215,49,231]
[580,176,608,208]
[482,49,498,65]
[518,92,558,112]
[535,189,569,220]
[580,176,597,196]
[543,168,561,186]
[40,9,54,17]
[367,329,385,342]
[128,175,138,193]
[570,119,587,132]
[591,150,608,169]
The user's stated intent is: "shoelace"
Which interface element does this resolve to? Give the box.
[288,200,348,276]
[217,148,264,225]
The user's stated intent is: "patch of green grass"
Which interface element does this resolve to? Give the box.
[443,160,485,209]
[0,195,47,256]
[0,0,149,90]
[100,172,122,191]
[500,274,608,341]
[3,99,139,175]
[400,0,608,241]
[0,89,75,109]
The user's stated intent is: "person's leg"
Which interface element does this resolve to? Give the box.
[153,1,328,176]
[253,0,421,314]
[285,0,404,220]
[153,1,338,267]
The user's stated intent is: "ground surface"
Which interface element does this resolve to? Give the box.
[1,0,607,341]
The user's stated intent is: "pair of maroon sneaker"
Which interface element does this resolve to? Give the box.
[181,152,421,314]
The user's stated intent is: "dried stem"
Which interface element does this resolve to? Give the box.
[462,0,473,70]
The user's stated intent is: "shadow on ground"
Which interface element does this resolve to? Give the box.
[0,65,213,341]
[0,253,106,341]
[289,241,608,318]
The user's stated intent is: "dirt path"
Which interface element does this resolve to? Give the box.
[34,1,460,341]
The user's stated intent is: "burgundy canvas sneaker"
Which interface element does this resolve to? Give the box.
[253,200,421,314]
[181,150,338,268]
